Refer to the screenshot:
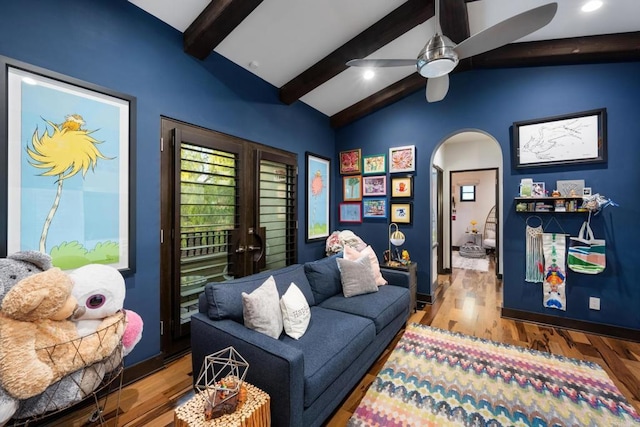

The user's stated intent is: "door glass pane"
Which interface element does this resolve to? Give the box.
[179,143,237,324]
[259,160,294,271]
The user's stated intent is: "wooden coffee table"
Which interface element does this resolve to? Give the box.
[174,382,270,427]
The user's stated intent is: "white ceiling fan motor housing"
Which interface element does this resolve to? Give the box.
[417,34,459,78]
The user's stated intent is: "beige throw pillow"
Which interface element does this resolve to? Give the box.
[242,276,283,339]
[280,282,311,339]
[344,245,387,286]
[336,254,378,297]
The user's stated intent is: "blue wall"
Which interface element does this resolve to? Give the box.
[0,0,335,365]
[336,62,640,331]
[1,0,637,370]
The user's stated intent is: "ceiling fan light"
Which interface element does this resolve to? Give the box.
[417,34,459,78]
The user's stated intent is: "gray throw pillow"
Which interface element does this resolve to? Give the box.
[242,276,283,339]
[336,254,378,298]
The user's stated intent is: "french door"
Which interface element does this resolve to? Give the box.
[160,118,297,358]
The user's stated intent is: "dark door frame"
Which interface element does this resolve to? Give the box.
[448,167,500,277]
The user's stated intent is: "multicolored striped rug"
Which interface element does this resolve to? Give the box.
[349,323,640,427]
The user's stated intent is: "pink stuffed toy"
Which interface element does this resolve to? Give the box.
[122,309,143,356]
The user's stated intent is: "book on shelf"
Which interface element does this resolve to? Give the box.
[535,202,553,212]
[554,199,566,212]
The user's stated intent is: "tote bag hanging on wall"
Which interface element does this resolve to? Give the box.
[568,221,606,274]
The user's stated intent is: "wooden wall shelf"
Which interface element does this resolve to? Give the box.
[515,196,585,213]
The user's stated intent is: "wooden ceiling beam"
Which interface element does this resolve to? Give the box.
[471,32,640,68]
[279,0,479,105]
[331,32,640,128]
[279,0,435,105]
[184,0,263,60]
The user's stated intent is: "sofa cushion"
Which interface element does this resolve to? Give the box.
[280,282,311,339]
[281,306,375,408]
[204,264,314,322]
[304,255,342,304]
[242,276,283,339]
[319,285,409,334]
[336,255,378,297]
[344,245,387,286]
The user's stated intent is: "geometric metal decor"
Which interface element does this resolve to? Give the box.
[195,346,249,420]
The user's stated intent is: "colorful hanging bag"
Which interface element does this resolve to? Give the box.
[567,221,606,274]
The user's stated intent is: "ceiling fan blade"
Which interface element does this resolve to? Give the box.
[346,59,416,68]
[426,75,449,103]
[455,2,558,60]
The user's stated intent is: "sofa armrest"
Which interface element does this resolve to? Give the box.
[381,269,410,289]
[190,313,305,427]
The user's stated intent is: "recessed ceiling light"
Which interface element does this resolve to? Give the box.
[582,0,603,12]
[363,69,375,80]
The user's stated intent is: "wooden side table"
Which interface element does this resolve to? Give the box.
[380,262,417,313]
[175,382,270,427]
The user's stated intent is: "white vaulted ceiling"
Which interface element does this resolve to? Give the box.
[128,0,640,126]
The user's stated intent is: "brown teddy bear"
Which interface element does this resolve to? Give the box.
[0,267,124,400]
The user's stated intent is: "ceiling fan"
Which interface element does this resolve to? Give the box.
[346,1,558,102]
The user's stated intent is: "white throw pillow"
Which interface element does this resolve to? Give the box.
[242,276,283,339]
[280,282,311,339]
[336,254,379,297]
[344,245,387,286]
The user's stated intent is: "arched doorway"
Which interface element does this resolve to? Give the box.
[430,130,503,293]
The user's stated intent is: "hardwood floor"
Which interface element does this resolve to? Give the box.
[37,258,640,426]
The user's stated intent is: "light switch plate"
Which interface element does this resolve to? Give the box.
[589,297,601,310]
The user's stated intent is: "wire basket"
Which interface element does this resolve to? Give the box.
[2,312,126,425]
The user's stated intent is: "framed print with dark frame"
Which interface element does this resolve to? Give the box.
[391,175,413,198]
[343,175,362,201]
[513,108,607,168]
[305,152,331,242]
[362,175,386,197]
[391,202,412,224]
[0,55,136,274]
[339,202,362,223]
[389,145,416,173]
[339,148,362,175]
[362,153,386,175]
[363,198,387,219]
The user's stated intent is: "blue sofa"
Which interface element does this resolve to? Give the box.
[191,254,410,427]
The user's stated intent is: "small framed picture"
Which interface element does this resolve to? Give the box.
[362,175,387,196]
[362,154,386,175]
[363,198,387,219]
[532,182,546,197]
[343,175,362,201]
[391,202,412,224]
[389,145,416,173]
[339,202,362,223]
[583,187,592,196]
[339,148,362,175]
[391,175,413,198]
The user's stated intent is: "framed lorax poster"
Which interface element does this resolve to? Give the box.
[0,55,137,274]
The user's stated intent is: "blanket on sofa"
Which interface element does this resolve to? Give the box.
[349,323,640,426]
